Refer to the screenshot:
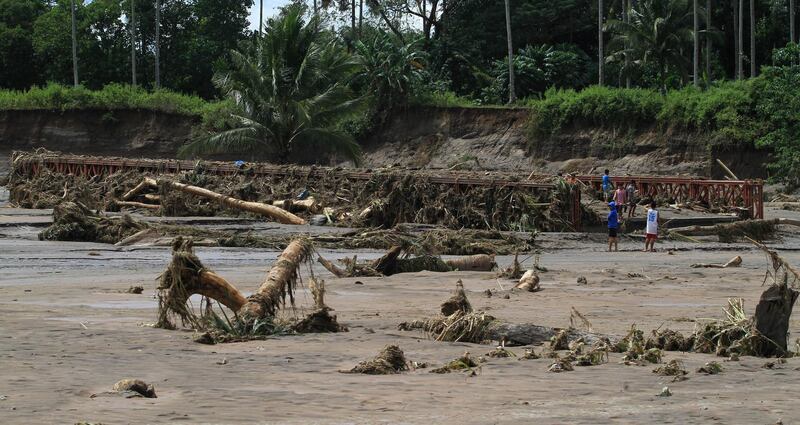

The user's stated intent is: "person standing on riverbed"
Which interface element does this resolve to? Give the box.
[608,201,620,252]
[626,180,637,218]
[602,169,612,202]
[644,201,659,252]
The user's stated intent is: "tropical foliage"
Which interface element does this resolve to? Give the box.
[178,6,364,164]
[606,0,694,92]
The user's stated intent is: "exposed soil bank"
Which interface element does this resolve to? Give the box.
[0,107,770,178]
[362,106,769,179]
[0,109,196,158]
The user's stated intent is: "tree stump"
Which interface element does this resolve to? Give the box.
[754,284,799,356]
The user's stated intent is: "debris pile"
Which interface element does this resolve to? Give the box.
[8,150,587,231]
[343,345,408,374]
[38,201,147,244]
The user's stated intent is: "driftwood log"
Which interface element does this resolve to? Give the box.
[486,322,604,346]
[121,180,151,201]
[143,177,305,225]
[669,218,800,236]
[238,239,312,319]
[691,256,742,269]
[115,200,160,210]
[272,198,320,213]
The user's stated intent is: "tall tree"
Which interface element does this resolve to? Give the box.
[179,6,363,163]
[130,0,136,86]
[599,0,604,85]
[606,0,693,92]
[259,0,263,34]
[624,0,630,88]
[706,0,711,82]
[0,0,45,89]
[733,0,739,78]
[749,0,754,77]
[154,0,160,88]
[693,0,698,86]
[737,0,743,79]
[791,0,795,44]
[70,0,78,86]
[505,0,516,102]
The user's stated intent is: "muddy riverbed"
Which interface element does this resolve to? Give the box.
[1,208,800,424]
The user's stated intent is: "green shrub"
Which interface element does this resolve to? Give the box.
[0,82,233,131]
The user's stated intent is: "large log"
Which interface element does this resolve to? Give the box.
[754,284,799,356]
[486,322,605,346]
[115,200,160,210]
[122,180,151,201]
[144,177,305,225]
[669,218,800,237]
[238,239,313,319]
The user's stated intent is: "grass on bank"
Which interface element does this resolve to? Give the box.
[0,83,235,131]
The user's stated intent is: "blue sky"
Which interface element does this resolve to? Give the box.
[247,0,286,31]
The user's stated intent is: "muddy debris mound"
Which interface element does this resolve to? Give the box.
[343,345,409,374]
[111,379,157,398]
[38,201,147,244]
[9,150,589,232]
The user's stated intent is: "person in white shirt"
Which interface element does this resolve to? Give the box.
[644,201,659,252]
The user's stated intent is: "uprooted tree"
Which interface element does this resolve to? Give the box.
[156,237,344,342]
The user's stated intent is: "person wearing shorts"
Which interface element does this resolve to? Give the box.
[626,180,637,218]
[644,201,659,252]
[613,184,626,215]
[608,201,620,252]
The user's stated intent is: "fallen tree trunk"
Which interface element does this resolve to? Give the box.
[238,238,313,320]
[157,238,248,328]
[114,228,158,246]
[115,200,161,210]
[691,255,742,269]
[143,194,161,202]
[669,218,800,237]
[144,177,305,225]
[486,322,604,346]
[272,197,320,213]
[445,254,496,271]
[122,180,151,201]
[317,255,347,278]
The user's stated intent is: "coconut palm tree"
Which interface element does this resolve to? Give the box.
[606,0,694,92]
[179,6,364,164]
[70,0,78,86]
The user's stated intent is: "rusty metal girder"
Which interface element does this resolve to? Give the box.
[577,174,764,219]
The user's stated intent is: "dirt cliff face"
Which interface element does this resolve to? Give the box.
[362,106,768,178]
[0,107,769,178]
[0,109,196,158]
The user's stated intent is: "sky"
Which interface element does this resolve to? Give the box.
[247,0,286,31]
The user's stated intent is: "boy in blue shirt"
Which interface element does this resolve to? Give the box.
[602,169,612,202]
[608,201,620,252]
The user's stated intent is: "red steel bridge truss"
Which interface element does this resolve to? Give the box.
[577,175,764,219]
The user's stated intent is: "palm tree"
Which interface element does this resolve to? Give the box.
[599,0,605,85]
[505,0,516,102]
[130,0,136,86]
[70,0,78,87]
[791,0,795,44]
[694,0,699,86]
[179,6,364,164]
[706,0,711,82]
[750,0,755,77]
[606,0,694,92]
[155,0,161,88]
